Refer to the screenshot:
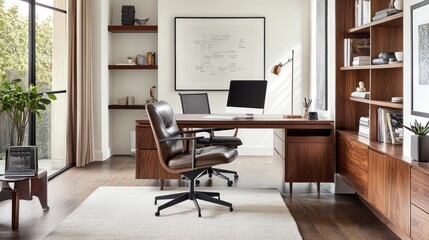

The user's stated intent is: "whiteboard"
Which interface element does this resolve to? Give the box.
[175,17,265,90]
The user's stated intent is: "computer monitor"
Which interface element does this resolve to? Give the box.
[226,80,267,117]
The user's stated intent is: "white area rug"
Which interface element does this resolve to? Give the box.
[44,187,302,240]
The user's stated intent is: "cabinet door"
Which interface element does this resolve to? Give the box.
[286,142,333,182]
[369,150,410,236]
[368,150,388,213]
[385,156,410,236]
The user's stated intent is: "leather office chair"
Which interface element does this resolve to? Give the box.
[179,93,242,186]
[146,101,238,217]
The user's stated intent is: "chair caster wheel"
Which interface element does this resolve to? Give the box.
[198,213,201,217]
[227,180,233,186]
[230,207,233,212]
[195,180,200,185]
[234,174,239,179]
[155,212,160,217]
[209,173,212,178]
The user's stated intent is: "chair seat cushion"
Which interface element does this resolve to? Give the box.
[197,136,242,147]
[168,146,238,170]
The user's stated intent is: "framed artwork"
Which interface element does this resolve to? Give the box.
[175,17,265,91]
[411,0,429,118]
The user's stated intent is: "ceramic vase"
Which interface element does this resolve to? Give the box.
[411,135,429,162]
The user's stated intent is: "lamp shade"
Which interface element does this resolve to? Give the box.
[271,63,282,75]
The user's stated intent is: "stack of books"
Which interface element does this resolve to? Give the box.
[355,0,371,27]
[351,91,370,99]
[372,8,400,21]
[377,108,403,144]
[359,117,370,138]
[344,38,370,67]
[352,56,371,66]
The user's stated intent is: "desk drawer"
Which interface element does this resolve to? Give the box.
[338,154,368,199]
[338,133,368,172]
[411,204,429,240]
[411,168,429,213]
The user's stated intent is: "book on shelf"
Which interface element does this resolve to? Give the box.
[377,108,402,144]
[387,111,403,144]
[372,8,399,21]
[352,60,371,66]
[351,91,370,99]
[358,116,370,138]
[355,0,371,27]
[344,38,370,67]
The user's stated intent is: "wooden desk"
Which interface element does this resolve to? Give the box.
[136,114,335,192]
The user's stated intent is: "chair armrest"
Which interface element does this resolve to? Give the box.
[179,128,213,134]
[159,136,204,143]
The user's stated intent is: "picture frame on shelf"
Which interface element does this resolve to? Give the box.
[411,0,429,118]
[174,17,265,91]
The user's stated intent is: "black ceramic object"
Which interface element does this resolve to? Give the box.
[308,112,318,120]
[411,135,429,162]
[121,5,135,26]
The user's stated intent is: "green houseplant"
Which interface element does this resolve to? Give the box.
[404,120,429,162]
[0,79,56,146]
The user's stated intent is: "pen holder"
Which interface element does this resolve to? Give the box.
[303,107,309,119]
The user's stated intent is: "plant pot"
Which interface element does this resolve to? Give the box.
[411,135,429,162]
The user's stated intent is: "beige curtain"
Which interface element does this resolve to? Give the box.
[67,0,94,167]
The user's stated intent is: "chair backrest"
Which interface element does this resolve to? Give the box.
[179,93,211,114]
[146,101,184,171]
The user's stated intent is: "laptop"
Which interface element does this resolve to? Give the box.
[4,146,38,178]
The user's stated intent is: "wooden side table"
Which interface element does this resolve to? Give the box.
[0,169,49,231]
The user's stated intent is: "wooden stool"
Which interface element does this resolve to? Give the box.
[0,169,49,231]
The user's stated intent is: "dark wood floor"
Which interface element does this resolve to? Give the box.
[0,155,399,240]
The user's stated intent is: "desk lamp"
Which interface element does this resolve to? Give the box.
[271,50,302,118]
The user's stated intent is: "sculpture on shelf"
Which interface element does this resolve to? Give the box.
[356,81,366,92]
[146,86,158,104]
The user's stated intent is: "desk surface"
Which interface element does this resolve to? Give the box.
[137,114,334,129]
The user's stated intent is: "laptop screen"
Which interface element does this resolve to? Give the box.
[5,146,38,176]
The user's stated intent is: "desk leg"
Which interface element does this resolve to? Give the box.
[12,190,19,231]
[317,182,320,198]
[159,179,164,190]
[289,182,293,195]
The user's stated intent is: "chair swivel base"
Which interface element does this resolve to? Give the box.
[196,167,239,186]
[155,190,233,217]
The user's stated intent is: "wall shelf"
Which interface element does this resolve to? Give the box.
[341,62,403,71]
[350,97,403,109]
[108,65,158,70]
[108,105,146,110]
[348,12,403,34]
[108,25,158,33]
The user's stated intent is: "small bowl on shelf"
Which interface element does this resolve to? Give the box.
[395,52,403,62]
[135,18,149,25]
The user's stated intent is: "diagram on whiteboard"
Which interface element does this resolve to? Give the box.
[175,17,265,90]
[193,34,247,75]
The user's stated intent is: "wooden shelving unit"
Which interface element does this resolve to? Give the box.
[108,25,158,33]
[335,1,412,238]
[108,105,146,110]
[108,65,158,70]
[108,24,157,109]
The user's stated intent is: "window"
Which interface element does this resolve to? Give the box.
[0,0,68,177]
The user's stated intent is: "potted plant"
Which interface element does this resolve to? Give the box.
[0,79,56,146]
[404,119,429,162]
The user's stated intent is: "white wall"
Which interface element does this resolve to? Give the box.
[158,0,311,155]
[92,0,111,160]
[108,0,158,155]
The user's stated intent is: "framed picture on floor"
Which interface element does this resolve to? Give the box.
[411,0,429,117]
[175,17,265,91]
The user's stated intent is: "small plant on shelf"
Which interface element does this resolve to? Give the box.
[404,119,429,162]
[403,120,429,135]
